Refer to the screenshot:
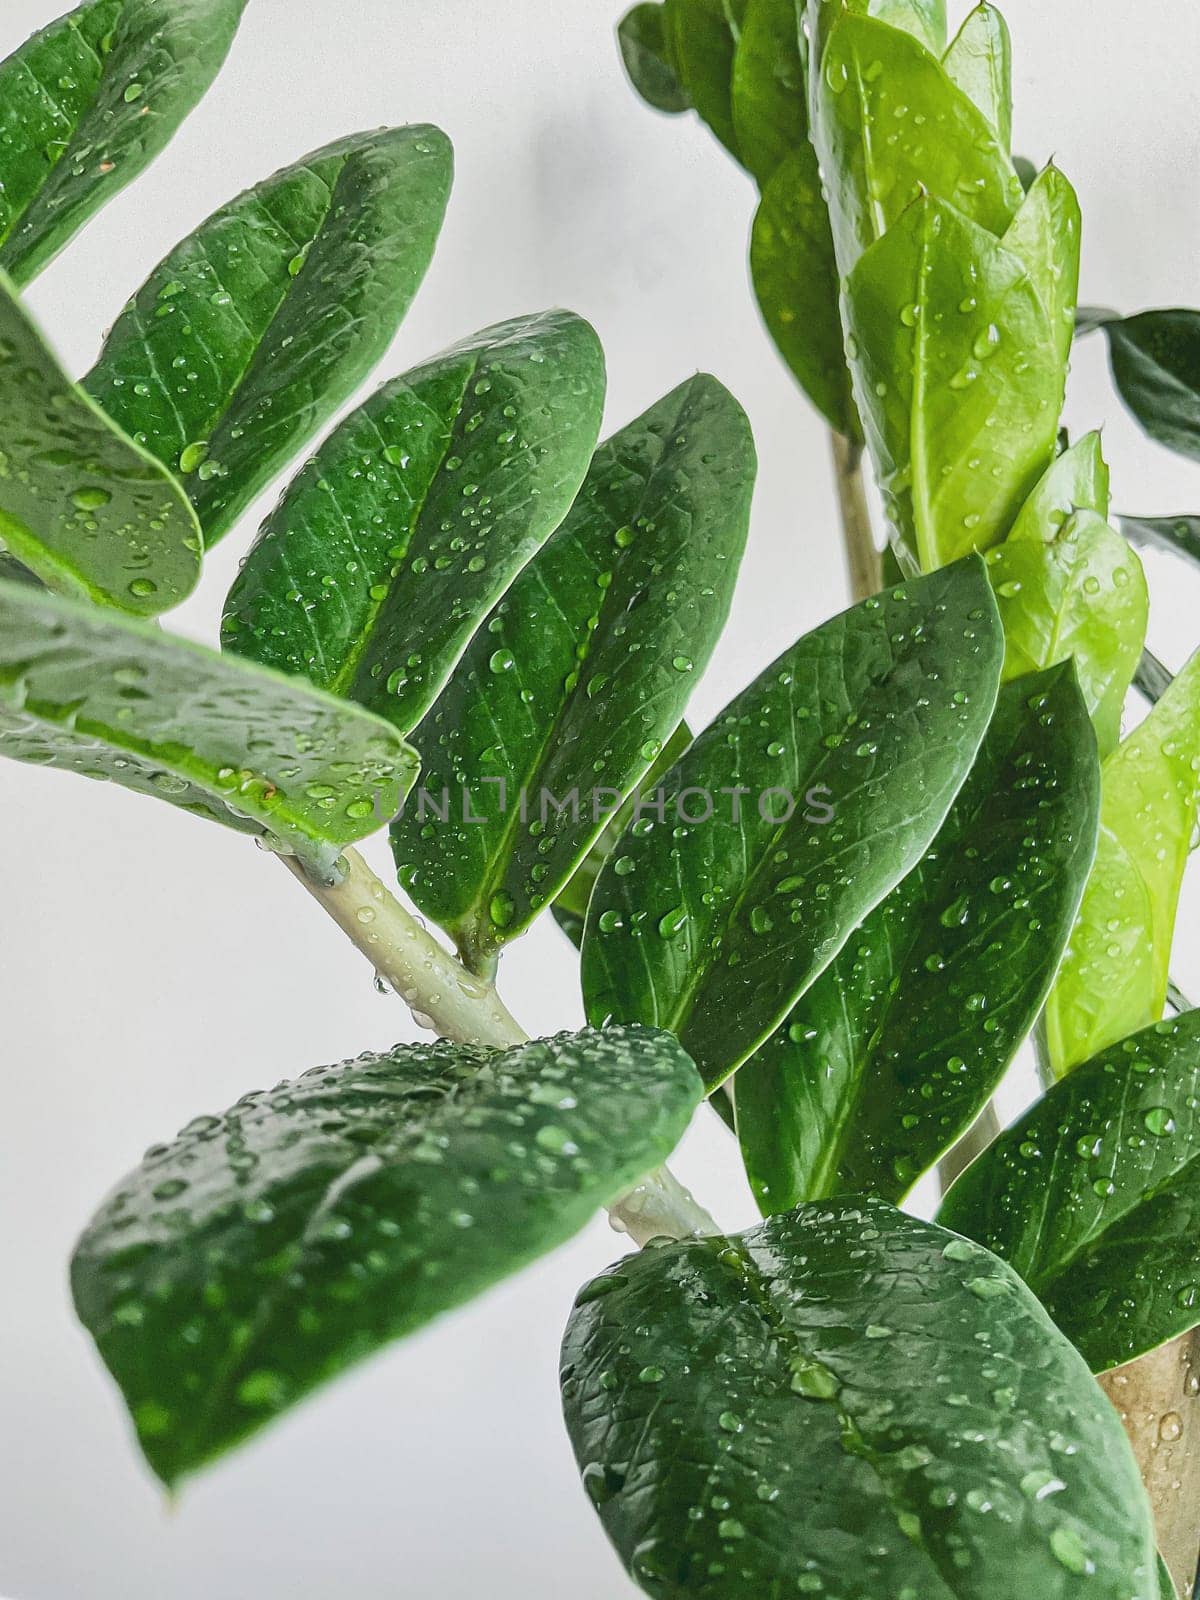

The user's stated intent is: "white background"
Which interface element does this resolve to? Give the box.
[3,2,1200,1596]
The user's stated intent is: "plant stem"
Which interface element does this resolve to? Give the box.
[283,848,527,1047]
[830,431,881,602]
[284,847,717,1246]
[1099,1331,1200,1599]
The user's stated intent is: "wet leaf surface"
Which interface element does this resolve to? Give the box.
[73,1024,702,1485]
[561,1196,1158,1599]
[940,1010,1200,1374]
[736,666,1099,1210]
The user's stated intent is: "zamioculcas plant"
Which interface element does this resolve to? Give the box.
[619,0,1200,1593]
[2,3,1194,1598]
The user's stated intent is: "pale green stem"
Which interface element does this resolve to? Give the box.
[284,847,717,1246]
[830,432,882,602]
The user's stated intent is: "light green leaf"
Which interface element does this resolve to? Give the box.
[561,1197,1158,1600]
[939,1009,1200,1374]
[389,375,750,964]
[809,10,1022,276]
[843,195,1062,571]
[0,272,200,614]
[581,556,1004,1093]
[222,311,606,738]
[663,0,747,156]
[1008,432,1111,542]
[1046,650,1200,1075]
[1002,165,1081,368]
[987,513,1147,759]
[750,141,859,437]
[0,0,246,285]
[618,3,690,113]
[73,1024,702,1485]
[942,3,1012,148]
[808,0,948,61]
[0,578,416,876]
[85,125,453,544]
[736,666,1099,1212]
[730,0,806,185]
[552,723,695,951]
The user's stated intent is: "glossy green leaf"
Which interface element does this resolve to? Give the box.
[749,142,859,438]
[843,195,1062,571]
[1120,513,1200,569]
[809,10,1022,276]
[222,312,606,736]
[561,1196,1158,1600]
[942,3,1012,148]
[1007,433,1111,542]
[553,723,694,951]
[0,578,416,877]
[1046,649,1200,1075]
[1090,310,1200,465]
[729,0,806,185]
[74,1024,701,1486]
[808,0,948,62]
[0,0,245,285]
[618,3,690,113]
[0,272,201,613]
[581,556,1004,1093]
[389,376,752,963]
[1160,1555,1179,1600]
[1002,165,1081,369]
[736,666,1099,1212]
[85,125,453,543]
[663,0,747,156]
[987,513,1148,759]
[940,1009,1200,1374]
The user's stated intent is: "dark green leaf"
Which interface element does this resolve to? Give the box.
[387,375,751,963]
[1120,513,1200,569]
[736,665,1099,1212]
[1159,1555,1179,1600]
[581,556,1004,1093]
[1135,648,1173,708]
[843,194,1062,570]
[618,3,690,113]
[1091,310,1200,464]
[809,10,1022,276]
[0,578,416,876]
[222,311,606,738]
[1046,649,1200,1075]
[939,1009,1200,1374]
[561,1196,1158,1600]
[987,511,1148,759]
[553,723,695,951]
[1013,154,1039,192]
[942,3,1011,148]
[0,0,246,285]
[85,125,453,543]
[749,141,859,437]
[1075,306,1118,338]
[74,1024,701,1485]
[0,272,200,614]
[663,0,747,157]
[730,0,806,185]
